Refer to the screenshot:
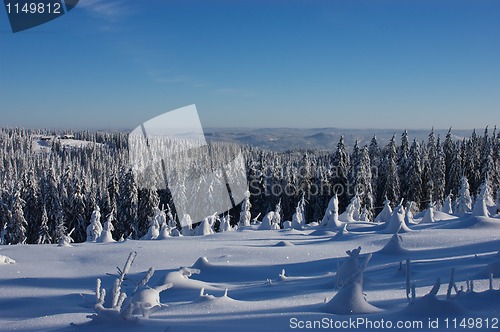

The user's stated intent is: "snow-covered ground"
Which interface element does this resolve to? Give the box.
[1,213,499,332]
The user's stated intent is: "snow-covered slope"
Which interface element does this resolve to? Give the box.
[0,217,499,331]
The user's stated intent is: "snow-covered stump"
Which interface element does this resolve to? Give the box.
[194,214,217,236]
[442,193,454,214]
[420,209,434,225]
[220,213,233,232]
[472,194,490,217]
[339,195,362,222]
[325,248,381,315]
[383,202,411,234]
[375,199,392,224]
[291,193,306,230]
[259,201,282,230]
[321,194,344,229]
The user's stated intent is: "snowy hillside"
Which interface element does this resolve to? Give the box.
[1,208,500,331]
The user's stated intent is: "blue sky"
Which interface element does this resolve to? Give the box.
[0,0,499,130]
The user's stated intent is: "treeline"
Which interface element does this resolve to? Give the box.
[0,127,498,245]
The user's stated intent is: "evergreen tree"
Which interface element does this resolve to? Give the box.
[380,135,400,204]
[331,136,350,211]
[37,205,52,244]
[398,130,410,200]
[118,169,139,239]
[368,136,382,208]
[6,187,28,244]
[406,139,422,209]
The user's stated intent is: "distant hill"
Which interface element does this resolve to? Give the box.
[203,127,474,151]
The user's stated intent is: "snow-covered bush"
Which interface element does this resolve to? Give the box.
[86,206,102,242]
[321,194,343,229]
[88,252,172,321]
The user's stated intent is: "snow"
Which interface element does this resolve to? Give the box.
[1,214,500,331]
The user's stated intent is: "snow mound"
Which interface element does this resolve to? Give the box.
[324,278,383,315]
[0,254,16,264]
[331,224,350,241]
[419,206,436,224]
[325,248,382,315]
[192,256,211,269]
[403,279,465,315]
[439,215,500,229]
[377,234,411,255]
[275,240,294,247]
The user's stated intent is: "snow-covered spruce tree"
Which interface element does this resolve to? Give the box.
[118,169,139,239]
[350,146,373,218]
[433,135,446,205]
[37,205,52,244]
[448,140,463,197]
[380,135,400,205]
[332,136,350,211]
[54,210,68,244]
[239,191,252,227]
[369,136,382,208]
[444,128,456,195]
[455,176,473,214]
[6,187,28,244]
[21,169,42,244]
[104,172,119,232]
[137,188,160,239]
[86,206,103,242]
[406,139,422,210]
[398,130,410,200]
[69,181,87,243]
[41,167,63,243]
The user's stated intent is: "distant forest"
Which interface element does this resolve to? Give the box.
[0,127,498,245]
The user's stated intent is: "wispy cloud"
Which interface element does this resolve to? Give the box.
[78,0,132,22]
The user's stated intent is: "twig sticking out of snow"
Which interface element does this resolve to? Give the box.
[429,278,441,297]
[446,268,459,300]
[406,258,411,302]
